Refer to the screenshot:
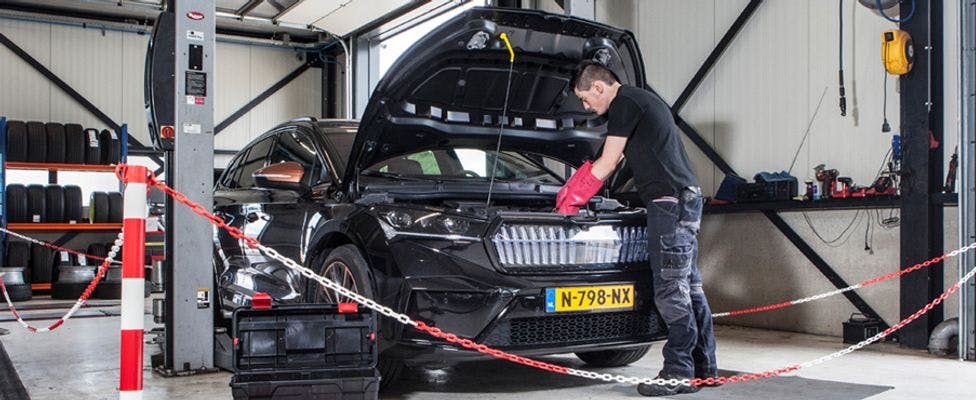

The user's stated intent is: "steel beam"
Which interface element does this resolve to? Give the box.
[672,0,762,114]
[764,211,889,328]
[214,61,312,134]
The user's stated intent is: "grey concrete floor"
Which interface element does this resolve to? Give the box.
[1,312,974,399]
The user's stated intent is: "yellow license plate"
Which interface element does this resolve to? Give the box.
[545,284,635,312]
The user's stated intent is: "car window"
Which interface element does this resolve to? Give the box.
[321,129,357,169]
[367,148,561,183]
[379,150,441,174]
[218,152,244,189]
[268,130,323,186]
[229,136,275,189]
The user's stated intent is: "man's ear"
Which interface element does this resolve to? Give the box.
[593,81,605,95]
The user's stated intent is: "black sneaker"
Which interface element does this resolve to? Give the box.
[637,374,701,397]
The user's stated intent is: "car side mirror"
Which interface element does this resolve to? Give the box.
[253,162,308,192]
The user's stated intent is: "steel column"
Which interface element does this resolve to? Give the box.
[899,0,945,349]
[959,0,976,361]
[162,0,215,374]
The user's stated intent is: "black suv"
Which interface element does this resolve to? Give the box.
[213,7,665,384]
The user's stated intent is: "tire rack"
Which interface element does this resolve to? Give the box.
[0,116,128,293]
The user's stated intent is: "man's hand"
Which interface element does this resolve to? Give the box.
[555,161,602,214]
[553,135,628,214]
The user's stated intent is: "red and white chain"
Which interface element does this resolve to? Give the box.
[0,233,124,333]
[0,226,121,265]
[713,241,976,318]
[146,170,976,388]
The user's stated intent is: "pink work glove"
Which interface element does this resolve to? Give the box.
[555,161,603,214]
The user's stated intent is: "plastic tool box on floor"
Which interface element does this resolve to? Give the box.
[231,302,380,400]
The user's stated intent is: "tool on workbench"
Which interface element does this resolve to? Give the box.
[814,164,839,200]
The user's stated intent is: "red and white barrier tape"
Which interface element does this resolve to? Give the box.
[145,166,976,388]
[712,242,976,318]
[0,226,121,265]
[0,233,124,333]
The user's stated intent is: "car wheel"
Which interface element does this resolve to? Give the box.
[308,244,404,389]
[575,345,652,367]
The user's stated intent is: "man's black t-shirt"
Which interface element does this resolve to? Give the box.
[606,85,698,202]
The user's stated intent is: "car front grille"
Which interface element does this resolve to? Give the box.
[490,224,648,272]
[481,311,662,347]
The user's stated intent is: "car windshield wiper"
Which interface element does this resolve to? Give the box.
[361,170,440,182]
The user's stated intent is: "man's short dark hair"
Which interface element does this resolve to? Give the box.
[573,61,619,91]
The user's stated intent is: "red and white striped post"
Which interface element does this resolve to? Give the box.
[119,165,148,400]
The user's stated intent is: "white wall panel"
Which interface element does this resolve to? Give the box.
[49,25,125,132]
[214,42,255,150]
[121,33,150,146]
[1,18,321,160]
[590,0,961,336]
[0,19,53,122]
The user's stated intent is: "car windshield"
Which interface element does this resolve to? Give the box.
[363,149,563,184]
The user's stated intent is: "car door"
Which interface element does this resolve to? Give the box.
[213,132,288,312]
[258,127,327,272]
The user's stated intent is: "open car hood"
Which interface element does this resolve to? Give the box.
[344,7,646,184]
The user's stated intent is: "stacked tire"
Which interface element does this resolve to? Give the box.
[5,184,29,223]
[5,184,87,223]
[3,120,121,165]
[89,191,123,223]
[2,242,32,301]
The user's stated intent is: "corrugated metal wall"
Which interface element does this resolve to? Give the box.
[0,17,322,166]
[582,0,962,336]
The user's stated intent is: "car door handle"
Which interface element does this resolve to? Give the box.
[245,212,260,223]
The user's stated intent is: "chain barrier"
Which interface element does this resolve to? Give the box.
[712,242,976,318]
[143,167,976,388]
[0,233,124,333]
[0,227,122,265]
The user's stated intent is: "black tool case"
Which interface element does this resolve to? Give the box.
[231,304,380,400]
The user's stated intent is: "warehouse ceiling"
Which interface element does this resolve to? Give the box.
[0,0,428,42]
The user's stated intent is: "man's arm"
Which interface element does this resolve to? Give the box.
[590,135,627,181]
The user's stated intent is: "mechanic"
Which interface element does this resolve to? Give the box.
[555,61,718,397]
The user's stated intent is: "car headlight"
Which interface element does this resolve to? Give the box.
[374,207,485,240]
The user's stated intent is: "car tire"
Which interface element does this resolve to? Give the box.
[26,121,46,163]
[83,128,102,164]
[45,122,66,164]
[6,241,31,269]
[0,267,32,302]
[99,129,120,165]
[90,192,110,223]
[107,192,123,222]
[64,123,86,164]
[44,185,65,223]
[86,243,108,266]
[63,185,83,223]
[5,120,29,162]
[307,244,403,388]
[30,243,54,284]
[27,184,46,223]
[575,345,652,367]
[5,184,29,223]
